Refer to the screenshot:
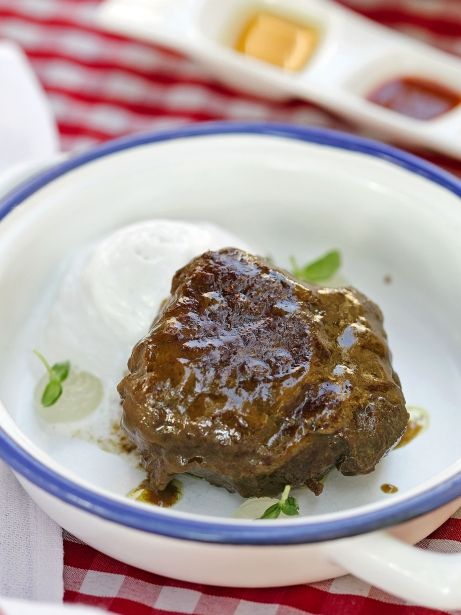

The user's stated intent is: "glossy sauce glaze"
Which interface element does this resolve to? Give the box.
[128,479,182,507]
[235,12,318,71]
[119,248,408,498]
[367,77,460,120]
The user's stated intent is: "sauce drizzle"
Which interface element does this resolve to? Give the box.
[396,406,429,449]
[128,479,182,508]
[381,483,398,494]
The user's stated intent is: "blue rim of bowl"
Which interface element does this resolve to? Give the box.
[0,121,460,545]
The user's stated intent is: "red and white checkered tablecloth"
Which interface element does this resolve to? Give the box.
[2,1,461,613]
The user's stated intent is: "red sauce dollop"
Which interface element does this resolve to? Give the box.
[367,77,460,120]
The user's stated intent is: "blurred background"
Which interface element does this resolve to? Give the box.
[1,0,461,175]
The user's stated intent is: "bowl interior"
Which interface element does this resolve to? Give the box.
[0,132,461,522]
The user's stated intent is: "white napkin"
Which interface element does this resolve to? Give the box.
[0,41,58,173]
[0,461,107,614]
[0,40,69,610]
[0,461,63,601]
[0,597,103,615]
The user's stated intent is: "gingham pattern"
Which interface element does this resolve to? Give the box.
[63,524,461,615]
[1,1,461,613]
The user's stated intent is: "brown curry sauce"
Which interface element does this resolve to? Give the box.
[128,479,183,508]
[396,406,429,449]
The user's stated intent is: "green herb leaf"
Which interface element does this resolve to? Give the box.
[34,350,70,408]
[280,496,299,516]
[259,485,300,520]
[260,503,281,519]
[290,250,341,283]
[51,361,70,382]
[41,380,63,407]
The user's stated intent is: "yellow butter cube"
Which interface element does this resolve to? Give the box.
[235,12,318,72]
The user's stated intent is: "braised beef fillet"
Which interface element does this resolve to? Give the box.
[118,248,408,497]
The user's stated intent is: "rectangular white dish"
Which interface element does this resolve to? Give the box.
[99,0,461,158]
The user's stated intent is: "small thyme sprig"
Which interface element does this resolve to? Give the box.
[34,350,70,407]
[260,485,299,519]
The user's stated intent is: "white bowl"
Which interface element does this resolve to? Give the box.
[0,123,461,608]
